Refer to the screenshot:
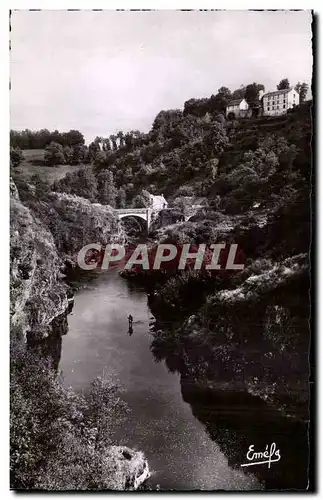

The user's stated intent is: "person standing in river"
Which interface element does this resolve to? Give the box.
[128,314,133,336]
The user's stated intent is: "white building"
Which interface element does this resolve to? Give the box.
[225,98,249,118]
[262,87,299,116]
[149,194,168,210]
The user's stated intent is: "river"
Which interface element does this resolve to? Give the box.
[59,269,308,491]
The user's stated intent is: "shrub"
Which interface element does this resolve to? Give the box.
[10,340,128,490]
[10,147,24,169]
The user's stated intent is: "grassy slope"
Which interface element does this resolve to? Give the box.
[19,149,88,185]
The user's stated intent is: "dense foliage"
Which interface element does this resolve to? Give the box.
[10,341,128,490]
[10,79,312,490]
[10,147,24,169]
[10,129,85,150]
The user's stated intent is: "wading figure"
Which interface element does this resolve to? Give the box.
[128,314,133,336]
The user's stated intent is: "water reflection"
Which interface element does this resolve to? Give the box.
[59,269,308,490]
[149,320,309,490]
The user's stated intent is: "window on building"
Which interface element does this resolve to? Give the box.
[267,107,270,111]
[283,104,286,109]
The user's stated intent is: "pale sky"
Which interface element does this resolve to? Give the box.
[10,10,313,143]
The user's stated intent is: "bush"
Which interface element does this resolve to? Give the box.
[10,340,129,490]
[10,147,24,169]
[44,142,66,166]
[53,168,98,202]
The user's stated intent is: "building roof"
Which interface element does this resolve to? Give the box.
[149,194,167,205]
[263,87,298,98]
[226,98,245,107]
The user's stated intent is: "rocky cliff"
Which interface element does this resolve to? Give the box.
[10,178,124,342]
[10,178,149,491]
[10,180,68,343]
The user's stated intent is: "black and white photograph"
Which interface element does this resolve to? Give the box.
[9,9,313,491]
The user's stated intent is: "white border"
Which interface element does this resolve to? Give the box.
[5,1,319,10]
[2,1,318,498]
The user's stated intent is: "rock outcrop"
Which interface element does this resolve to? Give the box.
[100,446,150,490]
[11,179,150,491]
[10,181,125,342]
[176,254,310,417]
[10,181,68,342]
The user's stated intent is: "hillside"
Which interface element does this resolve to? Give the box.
[87,101,311,212]
[10,97,312,489]
[106,100,311,417]
[10,178,146,490]
[14,149,86,185]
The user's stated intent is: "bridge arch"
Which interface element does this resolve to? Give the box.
[118,214,148,233]
[116,208,152,231]
[118,213,147,224]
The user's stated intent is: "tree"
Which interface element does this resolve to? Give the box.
[206,157,219,181]
[94,150,108,169]
[10,340,128,491]
[277,78,290,90]
[132,189,151,208]
[72,144,87,164]
[63,146,73,164]
[116,187,127,208]
[30,174,50,199]
[209,87,232,114]
[245,82,265,106]
[124,133,134,149]
[117,131,125,148]
[109,135,118,151]
[44,142,65,166]
[295,82,302,95]
[88,141,100,162]
[62,130,85,147]
[84,376,128,452]
[97,170,117,206]
[53,168,98,201]
[10,147,23,168]
[78,168,98,201]
[183,98,209,117]
[299,82,309,103]
[227,111,236,121]
[231,86,246,100]
[102,138,111,152]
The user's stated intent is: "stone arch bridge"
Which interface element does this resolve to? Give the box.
[115,205,206,231]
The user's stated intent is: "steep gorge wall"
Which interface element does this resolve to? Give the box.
[10,179,122,343]
[10,180,68,342]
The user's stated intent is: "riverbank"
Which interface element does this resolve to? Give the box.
[10,179,150,491]
[60,267,308,490]
[120,213,310,421]
[60,268,263,490]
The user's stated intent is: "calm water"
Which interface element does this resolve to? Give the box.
[60,269,308,491]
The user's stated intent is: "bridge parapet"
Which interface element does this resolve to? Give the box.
[117,208,150,214]
[115,204,209,229]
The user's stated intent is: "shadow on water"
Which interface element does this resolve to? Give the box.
[53,268,309,491]
[149,319,309,491]
[179,380,309,491]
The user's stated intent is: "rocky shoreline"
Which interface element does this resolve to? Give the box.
[10,178,150,490]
